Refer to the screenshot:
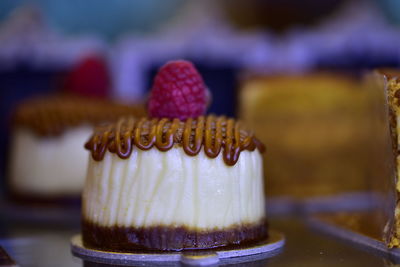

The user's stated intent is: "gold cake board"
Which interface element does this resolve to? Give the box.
[70,230,284,266]
[306,212,400,263]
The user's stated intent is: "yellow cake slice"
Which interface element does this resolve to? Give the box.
[240,73,371,198]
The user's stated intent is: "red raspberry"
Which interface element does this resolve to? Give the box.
[63,55,110,99]
[148,60,209,120]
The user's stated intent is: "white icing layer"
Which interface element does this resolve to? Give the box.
[82,147,265,229]
[9,127,92,196]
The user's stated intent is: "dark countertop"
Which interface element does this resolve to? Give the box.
[0,215,389,267]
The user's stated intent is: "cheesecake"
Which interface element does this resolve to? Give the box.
[82,115,267,251]
[8,96,144,203]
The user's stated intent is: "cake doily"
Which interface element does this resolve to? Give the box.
[71,230,284,266]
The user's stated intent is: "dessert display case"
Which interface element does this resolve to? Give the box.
[3,1,400,266]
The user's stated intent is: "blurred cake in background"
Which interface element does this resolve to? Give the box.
[8,96,145,204]
[240,73,371,199]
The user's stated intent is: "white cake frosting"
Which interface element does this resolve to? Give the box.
[82,147,265,229]
[9,126,92,196]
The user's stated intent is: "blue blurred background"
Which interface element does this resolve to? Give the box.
[0,0,184,39]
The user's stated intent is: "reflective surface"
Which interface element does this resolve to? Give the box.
[0,215,391,267]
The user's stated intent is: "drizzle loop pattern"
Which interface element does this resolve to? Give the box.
[85,115,265,166]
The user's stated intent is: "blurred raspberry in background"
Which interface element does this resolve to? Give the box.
[62,55,110,99]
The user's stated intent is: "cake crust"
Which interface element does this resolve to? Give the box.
[82,219,268,252]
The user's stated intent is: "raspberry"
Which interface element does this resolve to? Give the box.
[63,55,110,99]
[148,60,209,120]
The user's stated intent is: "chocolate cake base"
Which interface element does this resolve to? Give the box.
[82,219,269,252]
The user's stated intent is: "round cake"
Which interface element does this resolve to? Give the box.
[82,115,267,251]
[8,96,145,203]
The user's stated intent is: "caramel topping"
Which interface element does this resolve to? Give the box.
[85,115,265,166]
[13,96,145,136]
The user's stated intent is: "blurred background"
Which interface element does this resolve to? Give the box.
[1,0,400,200]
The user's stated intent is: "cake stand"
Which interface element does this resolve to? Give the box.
[71,230,285,266]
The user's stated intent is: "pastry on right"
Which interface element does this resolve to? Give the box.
[370,69,400,248]
[356,69,400,249]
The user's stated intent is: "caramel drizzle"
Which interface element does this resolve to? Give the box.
[85,115,265,166]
